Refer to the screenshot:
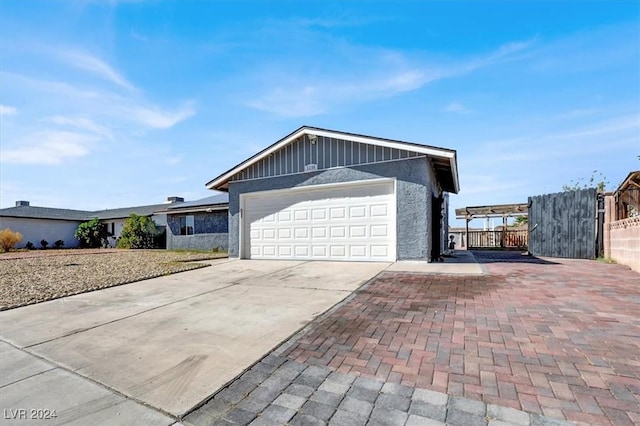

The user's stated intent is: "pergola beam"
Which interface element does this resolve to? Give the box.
[455,203,528,220]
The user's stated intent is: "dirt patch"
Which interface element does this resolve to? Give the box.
[0,250,227,309]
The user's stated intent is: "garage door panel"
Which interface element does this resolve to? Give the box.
[278,228,292,239]
[330,207,346,219]
[330,226,346,238]
[349,206,366,218]
[370,224,389,237]
[294,246,309,256]
[311,209,326,220]
[278,246,292,256]
[350,245,367,257]
[370,204,388,217]
[312,246,326,257]
[371,246,389,258]
[330,246,347,257]
[243,181,395,262]
[312,227,327,238]
[294,228,309,238]
[350,225,366,238]
[278,211,292,222]
[294,210,308,221]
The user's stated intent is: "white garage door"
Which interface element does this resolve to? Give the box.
[242,180,396,262]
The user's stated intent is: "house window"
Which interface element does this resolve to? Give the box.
[180,215,194,235]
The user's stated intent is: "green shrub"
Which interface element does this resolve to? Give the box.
[40,239,49,249]
[54,240,64,249]
[25,241,34,250]
[117,214,158,249]
[75,217,110,248]
[0,228,22,252]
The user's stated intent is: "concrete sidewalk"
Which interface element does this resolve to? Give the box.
[1,341,174,425]
[0,259,388,421]
[386,250,485,275]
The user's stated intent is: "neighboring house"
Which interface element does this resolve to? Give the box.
[0,197,185,248]
[206,126,459,262]
[604,170,640,272]
[95,197,184,247]
[160,193,229,251]
[0,201,93,248]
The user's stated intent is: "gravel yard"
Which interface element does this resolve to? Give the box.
[0,250,227,310]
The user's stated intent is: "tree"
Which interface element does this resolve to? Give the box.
[0,228,22,252]
[117,214,158,249]
[513,216,528,226]
[75,217,110,248]
[562,170,610,192]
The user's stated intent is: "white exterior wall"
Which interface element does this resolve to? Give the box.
[0,217,81,248]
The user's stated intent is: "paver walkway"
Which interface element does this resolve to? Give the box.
[185,251,639,425]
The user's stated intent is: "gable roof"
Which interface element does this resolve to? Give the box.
[205,126,459,193]
[0,205,93,221]
[0,202,182,221]
[91,203,172,220]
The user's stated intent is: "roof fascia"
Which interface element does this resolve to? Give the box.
[161,206,229,215]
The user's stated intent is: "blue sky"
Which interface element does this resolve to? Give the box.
[1,1,638,226]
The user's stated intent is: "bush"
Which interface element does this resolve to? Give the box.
[25,241,34,250]
[0,228,23,252]
[75,217,110,248]
[54,240,64,249]
[117,214,158,249]
[40,239,49,249]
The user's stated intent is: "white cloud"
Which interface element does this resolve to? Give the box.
[3,70,196,132]
[1,131,98,165]
[0,105,18,116]
[126,102,196,129]
[245,39,533,117]
[2,71,100,98]
[444,102,471,114]
[56,50,136,91]
[44,116,112,138]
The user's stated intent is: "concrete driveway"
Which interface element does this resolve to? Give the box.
[0,259,388,423]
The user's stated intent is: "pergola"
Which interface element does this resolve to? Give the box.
[455,203,528,248]
[614,171,640,220]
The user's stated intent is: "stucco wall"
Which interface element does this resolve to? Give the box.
[166,233,228,251]
[165,211,228,251]
[0,217,81,248]
[166,211,228,235]
[228,157,439,260]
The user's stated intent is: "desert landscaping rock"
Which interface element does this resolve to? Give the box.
[0,249,226,309]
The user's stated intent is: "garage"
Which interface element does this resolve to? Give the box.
[241,179,395,261]
[206,126,459,262]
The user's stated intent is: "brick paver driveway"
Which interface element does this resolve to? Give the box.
[282,252,640,425]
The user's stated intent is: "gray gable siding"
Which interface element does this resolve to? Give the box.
[229,135,422,182]
[227,156,439,260]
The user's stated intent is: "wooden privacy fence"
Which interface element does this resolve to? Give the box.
[528,188,597,259]
[467,230,528,249]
